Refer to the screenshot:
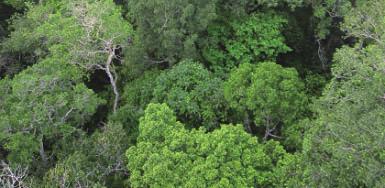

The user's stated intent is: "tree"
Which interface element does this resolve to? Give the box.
[126,103,289,187]
[303,44,385,187]
[224,62,308,143]
[113,61,228,144]
[43,123,129,187]
[2,0,133,112]
[304,0,352,40]
[34,0,133,112]
[42,153,105,188]
[125,0,218,65]
[4,0,39,10]
[65,0,133,112]
[0,58,103,167]
[257,0,303,9]
[0,161,29,188]
[3,0,385,187]
[123,0,301,68]
[341,0,385,46]
[303,2,385,186]
[152,60,228,129]
[271,152,306,187]
[203,12,291,77]
[1,1,64,75]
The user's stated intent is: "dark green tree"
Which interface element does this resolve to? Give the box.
[152,60,228,129]
[126,0,218,65]
[203,12,291,77]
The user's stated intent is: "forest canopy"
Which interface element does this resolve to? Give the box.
[0,0,384,187]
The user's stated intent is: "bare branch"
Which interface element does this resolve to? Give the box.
[0,161,28,188]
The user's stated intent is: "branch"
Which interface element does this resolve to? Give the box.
[0,161,28,188]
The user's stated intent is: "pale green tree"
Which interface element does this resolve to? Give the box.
[303,44,385,187]
[303,1,385,186]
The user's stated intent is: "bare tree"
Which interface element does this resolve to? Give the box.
[0,161,28,188]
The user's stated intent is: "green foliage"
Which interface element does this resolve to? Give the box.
[153,60,228,129]
[4,0,38,10]
[304,0,352,39]
[126,0,218,64]
[63,0,133,66]
[272,152,305,187]
[109,69,161,143]
[113,60,229,148]
[4,133,40,166]
[114,61,227,144]
[203,12,291,76]
[2,0,383,187]
[124,0,301,67]
[341,0,385,44]
[257,0,303,9]
[3,0,133,114]
[0,58,103,166]
[303,2,385,186]
[3,1,64,50]
[43,123,129,187]
[224,62,308,143]
[303,44,385,187]
[303,72,328,97]
[2,0,133,75]
[43,153,100,188]
[126,103,290,187]
[281,118,310,151]
[1,1,64,69]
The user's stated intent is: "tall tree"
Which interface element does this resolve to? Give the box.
[2,0,133,112]
[152,60,228,129]
[0,58,103,167]
[303,1,385,186]
[303,44,385,187]
[224,62,308,144]
[66,0,133,112]
[126,103,290,187]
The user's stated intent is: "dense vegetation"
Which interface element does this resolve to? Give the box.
[0,0,384,187]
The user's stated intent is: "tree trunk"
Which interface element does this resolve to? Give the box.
[264,116,272,141]
[39,138,48,167]
[263,117,281,141]
[105,51,119,113]
[243,113,252,133]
